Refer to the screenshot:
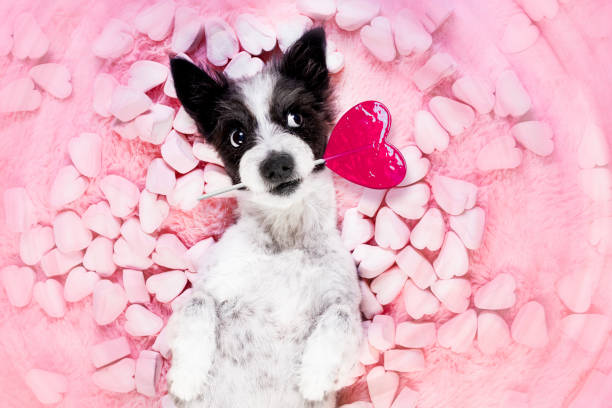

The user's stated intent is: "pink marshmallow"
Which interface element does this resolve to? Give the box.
[342,208,374,251]
[452,76,495,115]
[171,7,202,54]
[173,106,197,134]
[124,304,164,336]
[33,279,66,318]
[204,18,239,66]
[476,135,523,171]
[433,231,469,279]
[68,132,102,178]
[49,165,89,209]
[83,237,116,277]
[375,207,410,250]
[91,336,131,368]
[92,19,133,59]
[82,201,121,239]
[100,175,140,218]
[134,0,175,42]
[511,301,548,349]
[511,120,554,157]
[360,17,397,62]
[449,207,486,250]
[420,0,453,32]
[413,110,449,154]
[390,387,418,408]
[353,244,396,279]
[203,163,233,193]
[477,312,511,355]
[385,183,430,220]
[438,309,477,353]
[383,349,425,372]
[120,217,156,256]
[1,265,35,307]
[192,142,224,166]
[139,190,169,234]
[20,225,54,265]
[167,169,205,211]
[161,130,199,174]
[123,269,150,304]
[135,104,174,145]
[3,187,36,232]
[432,175,478,216]
[53,210,92,253]
[561,314,611,353]
[370,267,408,305]
[41,248,83,277]
[64,266,99,302]
[396,246,436,289]
[412,53,456,91]
[93,279,128,325]
[185,237,215,272]
[366,366,399,408]
[25,368,67,404]
[92,358,135,393]
[474,273,516,310]
[403,279,439,319]
[368,315,395,351]
[146,158,177,196]
[360,281,383,319]
[93,73,118,117]
[397,145,430,187]
[135,350,162,397]
[12,13,49,60]
[170,288,193,312]
[357,188,386,218]
[146,270,187,303]
[392,9,431,56]
[494,70,531,118]
[431,278,471,313]
[410,208,445,251]
[429,96,475,136]
[113,238,154,270]
[113,120,140,141]
[152,325,171,359]
[578,123,609,169]
[110,86,152,122]
[395,321,436,348]
[152,234,189,269]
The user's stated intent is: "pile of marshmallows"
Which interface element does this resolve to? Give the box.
[1,0,611,407]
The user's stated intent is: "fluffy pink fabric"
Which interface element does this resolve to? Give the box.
[1,0,611,407]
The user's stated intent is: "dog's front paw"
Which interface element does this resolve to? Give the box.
[298,373,331,402]
[166,366,206,403]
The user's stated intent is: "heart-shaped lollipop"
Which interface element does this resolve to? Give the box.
[199,101,406,199]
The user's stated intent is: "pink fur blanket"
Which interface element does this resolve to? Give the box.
[1,0,611,407]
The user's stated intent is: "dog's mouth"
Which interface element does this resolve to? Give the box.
[269,179,302,196]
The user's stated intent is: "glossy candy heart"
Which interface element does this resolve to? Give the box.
[324,101,406,189]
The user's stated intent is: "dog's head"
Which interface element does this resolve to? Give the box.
[171,28,334,206]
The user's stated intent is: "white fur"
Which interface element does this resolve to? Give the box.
[166,72,362,408]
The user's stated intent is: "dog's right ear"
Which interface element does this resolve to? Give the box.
[170,57,227,136]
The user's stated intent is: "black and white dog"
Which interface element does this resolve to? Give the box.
[166,28,363,408]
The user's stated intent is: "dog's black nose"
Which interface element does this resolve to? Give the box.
[259,152,295,183]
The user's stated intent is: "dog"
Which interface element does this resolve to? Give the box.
[166,28,363,408]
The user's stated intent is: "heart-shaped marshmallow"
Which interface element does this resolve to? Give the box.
[120,218,156,256]
[476,135,523,171]
[235,14,276,55]
[368,315,395,351]
[342,208,375,251]
[500,13,539,54]
[449,206,485,250]
[92,74,118,117]
[477,312,511,355]
[494,70,531,117]
[146,158,176,196]
[474,273,516,310]
[125,304,164,336]
[3,187,36,233]
[68,132,102,178]
[29,63,72,99]
[413,110,449,154]
[431,278,471,313]
[223,51,264,81]
[170,288,193,312]
[1,265,35,307]
[49,165,89,208]
[296,0,336,20]
[33,279,66,318]
[410,208,445,251]
[93,279,128,325]
[82,201,121,239]
[112,120,139,141]
[516,0,559,21]
[135,350,162,397]
[429,96,475,136]
[92,19,133,59]
[359,322,381,365]
[128,61,169,93]
[135,104,174,145]
[161,130,198,174]
[451,76,495,114]
[100,175,140,218]
[384,349,425,373]
[433,231,468,279]
[579,168,612,202]
[25,369,67,404]
[357,188,386,218]
[360,281,383,319]
[374,207,410,250]
[41,248,83,277]
[511,301,549,348]
[432,175,477,216]
[392,9,431,56]
[204,18,239,66]
[385,183,430,220]
[83,237,116,277]
[353,244,395,279]
[0,78,41,113]
[53,210,92,253]
[114,242,153,272]
[64,266,100,302]
[390,387,418,408]
[398,145,430,186]
[20,225,54,265]
[139,190,169,234]
[123,269,150,304]
[171,7,202,54]
[109,86,152,123]
[146,270,187,303]
[420,0,454,33]
[152,234,189,269]
[395,321,436,348]
[413,53,456,91]
[152,325,171,359]
[192,142,223,166]
[370,267,408,305]
[560,314,611,353]
[556,269,599,313]
[511,121,554,157]
[204,162,232,195]
[590,217,612,254]
[360,17,397,62]
[402,279,440,319]
[12,13,49,59]
[396,246,436,289]
[91,337,131,368]
[437,309,477,352]
[366,366,399,408]
[275,15,313,53]
[185,237,215,272]
[173,106,197,135]
[167,169,205,211]
[325,39,345,74]
[335,0,380,31]
[134,0,175,41]
[92,358,135,393]
[578,123,609,169]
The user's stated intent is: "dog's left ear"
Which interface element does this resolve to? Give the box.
[280,27,329,94]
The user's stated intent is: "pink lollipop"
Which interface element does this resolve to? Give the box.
[199,101,406,199]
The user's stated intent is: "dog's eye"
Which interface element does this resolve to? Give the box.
[230,129,246,148]
[287,112,303,128]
